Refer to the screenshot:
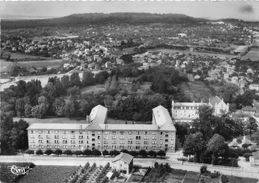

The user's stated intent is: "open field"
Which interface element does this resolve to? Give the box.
[179,81,214,102]
[17,59,64,69]
[0,58,64,79]
[19,165,76,183]
[81,84,106,94]
[0,59,14,73]
[2,52,52,61]
[149,48,235,59]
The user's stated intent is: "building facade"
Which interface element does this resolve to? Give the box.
[27,105,176,152]
[171,101,206,123]
[172,96,229,123]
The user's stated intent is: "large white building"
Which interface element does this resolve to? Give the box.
[27,105,176,152]
[171,101,206,123]
[172,96,229,123]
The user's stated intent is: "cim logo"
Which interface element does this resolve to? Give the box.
[9,165,31,176]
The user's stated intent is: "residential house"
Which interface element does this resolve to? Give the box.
[112,152,133,174]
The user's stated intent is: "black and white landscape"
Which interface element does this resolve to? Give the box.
[0,1,259,183]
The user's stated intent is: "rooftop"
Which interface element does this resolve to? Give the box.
[112,152,133,164]
[27,105,176,132]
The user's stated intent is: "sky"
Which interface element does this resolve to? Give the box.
[1,1,259,21]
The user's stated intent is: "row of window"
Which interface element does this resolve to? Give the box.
[30,130,170,136]
[33,134,170,140]
[30,144,170,151]
[173,106,200,110]
[34,139,172,145]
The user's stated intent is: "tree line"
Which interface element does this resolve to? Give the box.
[182,105,256,166]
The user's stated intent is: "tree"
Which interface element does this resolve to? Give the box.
[15,98,25,117]
[92,149,101,156]
[70,72,81,87]
[36,149,43,155]
[183,132,206,163]
[129,151,139,157]
[139,150,148,157]
[207,134,226,165]
[63,150,73,155]
[64,99,80,118]
[31,96,49,118]
[148,150,157,158]
[44,82,57,101]
[217,83,239,103]
[103,150,109,156]
[120,149,129,154]
[82,70,94,86]
[213,116,244,141]
[110,150,120,156]
[83,149,92,156]
[61,75,70,89]
[175,123,190,146]
[67,86,80,99]
[24,104,32,117]
[120,54,133,64]
[73,150,83,156]
[45,149,53,155]
[54,149,62,155]
[246,117,258,138]
[192,105,214,141]
[25,80,42,105]
[11,119,29,150]
[95,71,109,84]
[157,150,166,157]
[52,98,66,117]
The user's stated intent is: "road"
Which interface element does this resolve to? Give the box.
[0,155,258,179]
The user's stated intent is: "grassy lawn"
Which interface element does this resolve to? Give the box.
[81,84,106,94]
[228,176,258,183]
[17,59,64,69]
[8,52,52,61]
[19,166,77,183]
[0,162,35,183]
[179,81,214,102]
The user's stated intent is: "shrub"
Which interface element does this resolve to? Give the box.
[110,150,120,156]
[25,149,34,154]
[45,149,53,155]
[221,175,229,183]
[148,150,157,158]
[157,150,166,157]
[243,153,252,161]
[63,150,72,155]
[129,151,139,157]
[200,165,208,174]
[54,149,62,155]
[210,171,220,178]
[121,149,129,154]
[139,150,148,157]
[92,149,101,156]
[36,149,43,155]
[83,149,92,156]
[73,150,83,156]
[103,150,109,156]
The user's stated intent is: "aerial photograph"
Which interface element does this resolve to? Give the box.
[0,1,259,183]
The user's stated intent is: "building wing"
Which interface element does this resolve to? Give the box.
[89,105,108,124]
[152,105,174,130]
